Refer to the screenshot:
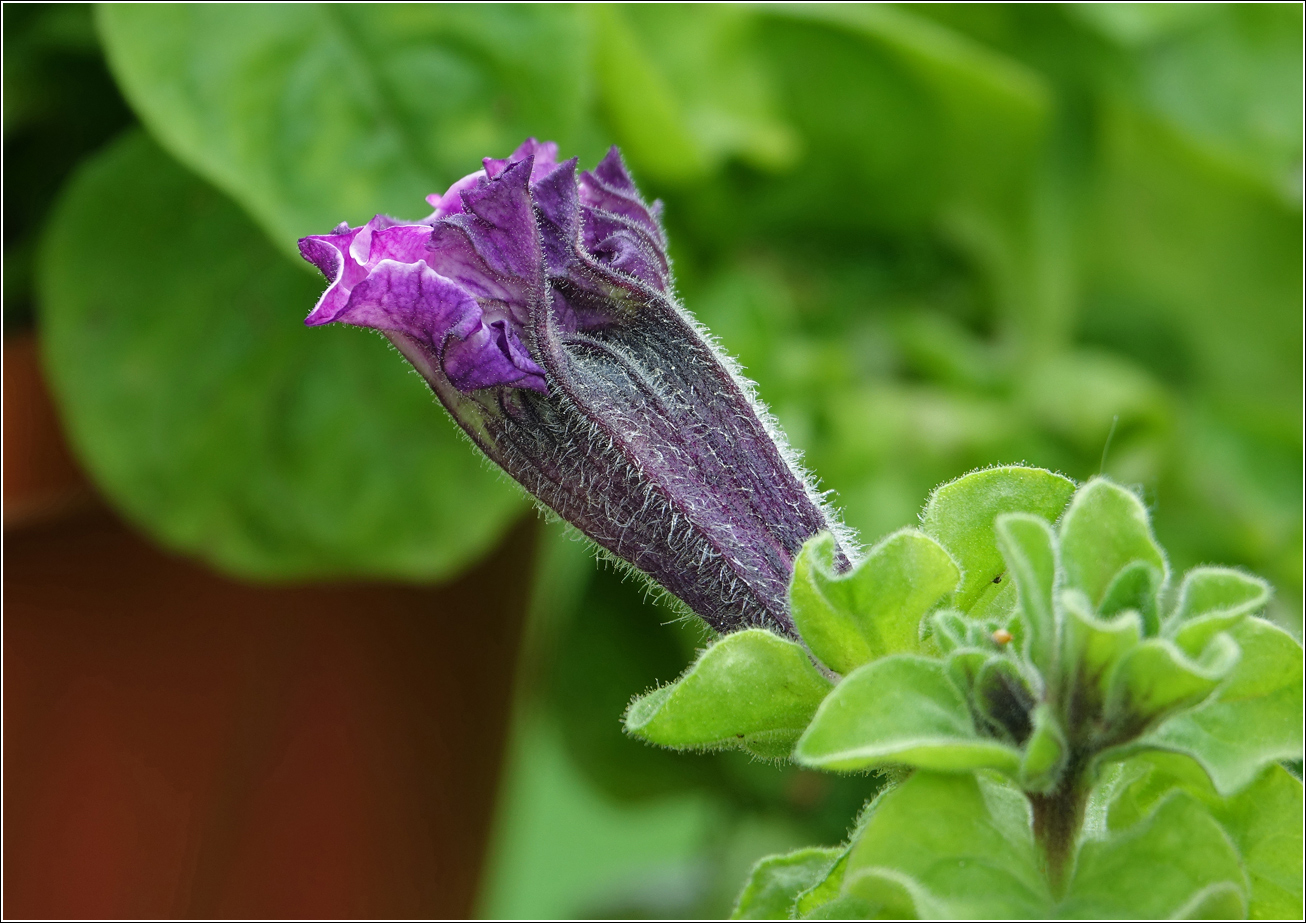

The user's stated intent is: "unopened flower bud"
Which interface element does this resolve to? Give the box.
[300,140,851,634]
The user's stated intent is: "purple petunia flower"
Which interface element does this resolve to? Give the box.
[300,140,851,635]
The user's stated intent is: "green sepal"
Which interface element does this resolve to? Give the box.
[795,656,1022,773]
[994,512,1060,676]
[731,846,842,920]
[920,466,1076,611]
[1019,705,1068,794]
[790,529,959,675]
[624,628,832,758]
[1103,633,1240,732]
[1146,617,1304,794]
[967,578,1020,624]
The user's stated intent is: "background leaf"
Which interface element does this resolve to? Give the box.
[97,3,602,254]
[38,131,523,579]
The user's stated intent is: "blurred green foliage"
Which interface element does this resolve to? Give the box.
[11,2,1301,917]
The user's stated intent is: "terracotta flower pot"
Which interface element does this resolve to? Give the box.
[3,334,534,918]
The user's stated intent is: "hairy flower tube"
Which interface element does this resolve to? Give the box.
[300,140,850,634]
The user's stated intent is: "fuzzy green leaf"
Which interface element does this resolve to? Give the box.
[732,847,841,920]
[1104,634,1240,731]
[920,466,1076,611]
[1147,617,1304,794]
[1059,589,1144,711]
[994,512,1059,675]
[624,629,832,758]
[842,771,1050,918]
[1097,752,1303,919]
[791,529,959,675]
[1061,793,1247,918]
[1172,567,1272,623]
[838,869,925,919]
[1058,478,1169,609]
[794,852,850,918]
[1167,567,1271,657]
[1098,559,1164,634]
[795,656,1021,772]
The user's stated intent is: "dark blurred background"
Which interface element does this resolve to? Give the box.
[3,3,1301,918]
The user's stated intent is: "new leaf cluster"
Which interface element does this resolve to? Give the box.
[624,466,1303,919]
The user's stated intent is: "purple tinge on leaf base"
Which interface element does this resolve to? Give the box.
[300,139,850,634]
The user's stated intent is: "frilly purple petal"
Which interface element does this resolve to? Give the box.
[579,147,667,247]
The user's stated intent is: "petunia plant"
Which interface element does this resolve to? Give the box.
[299,141,1302,920]
[632,467,1303,920]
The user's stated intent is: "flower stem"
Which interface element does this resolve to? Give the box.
[1030,768,1088,895]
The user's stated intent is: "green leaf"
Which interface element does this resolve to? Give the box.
[1060,793,1247,918]
[1097,752,1303,919]
[1097,559,1164,635]
[594,5,799,182]
[1104,634,1240,731]
[624,629,832,759]
[791,529,959,675]
[1172,567,1273,623]
[37,131,522,580]
[838,869,924,919]
[920,466,1076,611]
[927,610,970,655]
[1059,478,1169,610]
[929,610,1017,658]
[1147,617,1304,794]
[1059,589,1144,710]
[794,852,850,918]
[994,512,1059,675]
[97,4,598,255]
[1205,765,1304,919]
[731,847,841,920]
[942,647,991,698]
[842,771,1050,918]
[1167,567,1271,657]
[795,656,1021,773]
